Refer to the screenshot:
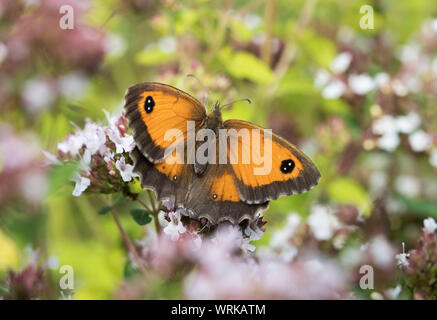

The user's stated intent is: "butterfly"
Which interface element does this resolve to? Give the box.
[124,82,321,224]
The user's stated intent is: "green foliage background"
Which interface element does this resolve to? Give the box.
[1,0,437,299]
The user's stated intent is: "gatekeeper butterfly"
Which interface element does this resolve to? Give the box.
[124,82,321,224]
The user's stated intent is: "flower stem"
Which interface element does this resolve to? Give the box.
[137,198,161,235]
[110,210,148,277]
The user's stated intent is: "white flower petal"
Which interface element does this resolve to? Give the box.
[377,132,400,152]
[348,73,375,95]
[409,130,431,152]
[322,80,345,99]
[396,112,421,134]
[115,156,137,182]
[72,175,90,197]
[330,52,352,74]
[423,217,437,234]
[429,150,437,168]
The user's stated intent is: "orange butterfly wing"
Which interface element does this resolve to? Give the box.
[184,154,268,224]
[223,120,321,204]
[124,82,206,163]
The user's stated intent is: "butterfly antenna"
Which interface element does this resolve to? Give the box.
[187,74,210,107]
[220,98,252,111]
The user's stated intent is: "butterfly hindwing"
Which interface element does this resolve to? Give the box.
[224,120,321,204]
[124,82,206,163]
[183,146,268,224]
[131,147,192,206]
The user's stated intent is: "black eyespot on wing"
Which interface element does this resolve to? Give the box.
[144,96,155,113]
[280,159,295,174]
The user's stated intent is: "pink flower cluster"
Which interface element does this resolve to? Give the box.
[397,217,437,299]
[55,111,137,196]
[134,222,347,299]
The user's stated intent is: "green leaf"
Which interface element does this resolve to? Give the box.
[113,194,130,205]
[123,261,140,279]
[299,30,336,69]
[222,51,274,84]
[396,195,437,219]
[49,162,78,195]
[135,47,174,66]
[327,178,372,217]
[98,206,113,215]
[130,209,152,226]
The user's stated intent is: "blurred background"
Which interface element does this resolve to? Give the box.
[1,0,437,300]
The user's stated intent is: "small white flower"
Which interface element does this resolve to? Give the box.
[58,134,84,156]
[395,175,420,198]
[22,78,56,113]
[41,149,60,165]
[429,150,437,168]
[369,235,395,269]
[396,112,421,134]
[107,127,135,154]
[72,174,90,197]
[431,18,437,32]
[243,14,262,30]
[241,221,264,253]
[423,217,437,234]
[158,211,170,228]
[103,109,135,154]
[25,245,39,265]
[348,73,375,95]
[241,239,256,253]
[395,253,409,267]
[82,122,107,155]
[103,150,114,163]
[307,205,340,241]
[158,36,176,54]
[385,284,402,300]
[395,242,410,267]
[162,198,175,211]
[392,79,408,96]
[372,115,397,136]
[377,132,400,152]
[244,223,264,242]
[104,34,126,57]
[58,72,89,98]
[270,213,300,248]
[330,52,352,74]
[322,80,346,99]
[399,44,420,63]
[115,156,137,182]
[45,256,60,270]
[374,72,390,88]
[409,130,432,152]
[78,149,92,172]
[163,211,186,240]
[314,69,331,88]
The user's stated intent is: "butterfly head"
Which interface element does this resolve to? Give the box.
[206,101,223,129]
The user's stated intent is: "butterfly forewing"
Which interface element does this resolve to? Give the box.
[124,82,206,163]
[223,120,321,204]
